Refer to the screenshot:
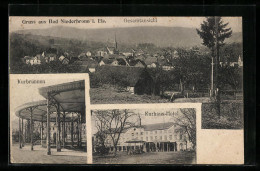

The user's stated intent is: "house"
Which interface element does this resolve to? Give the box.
[145,57,158,68]
[86,51,92,57]
[128,59,146,68]
[93,122,192,152]
[173,50,179,58]
[115,58,129,66]
[110,59,119,66]
[31,54,44,65]
[122,52,133,57]
[96,50,108,57]
[24,56,32,64]
[99,58,114,66]
[220,55,243,67]
[78,53,87,60]
[44,53,57,63]
[59,55,69,64]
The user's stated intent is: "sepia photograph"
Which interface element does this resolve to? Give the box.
[9,17,243,130]
[91,107,196,164]
[9,74,90,164]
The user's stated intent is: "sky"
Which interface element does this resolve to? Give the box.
[91,108,187,135]
[9,17,242,33]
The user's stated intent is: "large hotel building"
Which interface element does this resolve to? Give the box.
[93,122,193,152]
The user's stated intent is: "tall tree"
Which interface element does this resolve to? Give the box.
[196,17,232,96]
[172,108,196,150]
[93,109,135,156]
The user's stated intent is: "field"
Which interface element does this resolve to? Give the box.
[174,98,243,129]
[90,85,169,104]
[93,151,196,164]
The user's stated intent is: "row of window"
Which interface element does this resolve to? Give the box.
[114,134,183,144]
[130,130,177,136]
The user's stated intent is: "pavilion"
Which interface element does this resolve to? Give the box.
[15,80,86,155]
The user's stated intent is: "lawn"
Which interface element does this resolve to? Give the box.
[10,144,88,164]
[93,151,196,164]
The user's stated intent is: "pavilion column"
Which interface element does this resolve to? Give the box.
[46,93,51,155]
[71,113,74,147]
[77,113,81,147]
[22,118,24,147]
[41,116,43,147]
[30,108,34,151]
[56,104,61,152]
[62,112,66,148]
[19,117,22,149]
[163,142,164,152]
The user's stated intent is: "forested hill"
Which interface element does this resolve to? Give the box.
[15,26,242,48]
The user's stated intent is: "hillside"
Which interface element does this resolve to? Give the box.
[15,26,242,48]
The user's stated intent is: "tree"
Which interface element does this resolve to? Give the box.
[93,109,135,156]
[172,108,196,150]
[196,17,232,96]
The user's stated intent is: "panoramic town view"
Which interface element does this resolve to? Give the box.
[9,17,243,130]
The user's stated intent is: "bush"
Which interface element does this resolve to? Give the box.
[95,146,110,155]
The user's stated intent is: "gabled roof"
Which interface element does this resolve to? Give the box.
[45,53,57,57]
[128,59,146,67]
[143,122,175,131]
[116,58,127,65]
[96,122,178,135]
[100,58,114,64]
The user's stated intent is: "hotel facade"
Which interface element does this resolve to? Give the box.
[93,122,193,152]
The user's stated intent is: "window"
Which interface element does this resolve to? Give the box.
[164,135,167,140]
[160,136,162,140]
[146,137,148,141]
[155,136,157,140]
[132,133,134,136]
[169,135,172,140]
[174,134,177,139]
[136,132,138,136]
[141,132,143,135]
[180,134,182,140]
[150,136,153,140]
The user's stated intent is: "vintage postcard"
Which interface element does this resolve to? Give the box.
[9,16,244,164]
[9,74,91,164]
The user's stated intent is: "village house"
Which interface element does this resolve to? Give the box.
[145,56,158,68]
[44,53,57,63]
[96,50,108,57]
[95,65,155,95]
[220,55,243,67]
[128,59,146,68]
[93,122,192,153]
[59,55,70,65]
